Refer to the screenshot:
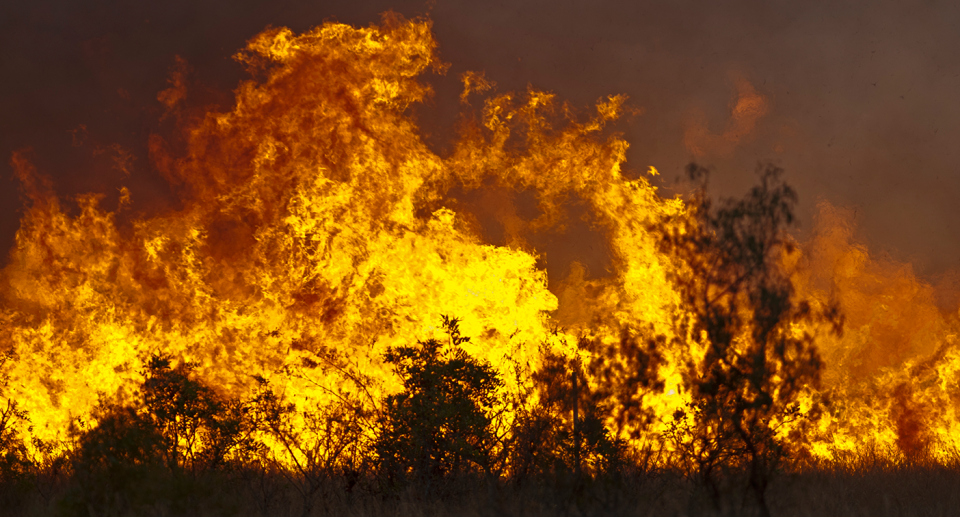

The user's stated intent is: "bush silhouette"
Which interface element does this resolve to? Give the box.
[250,376,371,516]
[66,402,167,515]
[659,163,842,516]
[374,316,503,491]
[0,399,35,512]
[579,327,665,449]
[141,353,262,472]
[517,341,636,478]
[64,353,266,515]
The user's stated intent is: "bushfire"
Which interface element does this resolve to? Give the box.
[3,14,959,475]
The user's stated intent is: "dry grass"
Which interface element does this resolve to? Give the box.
[6,461,960,517]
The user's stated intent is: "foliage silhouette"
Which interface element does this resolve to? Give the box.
[0,165,864,515]
[66,402,167,515]
[0,399,31,480]
[504,327,663,484]
[140,353,262,472]
[0,399,35,512]
[0,349,31,482]
[579,327,665,446]
[659,162,842,517]
[374,316,503,492]
[64,353,266,515]
[250,376,371,517]
[527,346,626,476]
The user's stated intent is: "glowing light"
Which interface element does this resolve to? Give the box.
[2,15,957,465]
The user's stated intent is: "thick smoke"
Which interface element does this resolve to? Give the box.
[3,0,960,284]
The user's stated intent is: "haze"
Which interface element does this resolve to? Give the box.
[2,0,958,281]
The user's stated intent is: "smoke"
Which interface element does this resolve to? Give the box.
[682,74,770,158]
[2,5,960,461]
[3,0,960,282]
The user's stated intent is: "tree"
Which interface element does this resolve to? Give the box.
[524,343,628,478]
[579,327,665,449]
[67,402,166,515]
[65,353,267,515]
[69,353,263,479]
[0,350,33,490]
[0,398,35,508]
[250,377,371,517]
[374,316,503,492]
[504,327,662,484]
[659,163,841,516]
[141,354,261,472]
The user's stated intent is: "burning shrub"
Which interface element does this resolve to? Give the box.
[0,399,35,510]
[517,348,626,477]
[659,163,842,516]
[374,316,503,491]
[64,354,267,515]
[140,354,263,472]
[66,402,167,515]
[579,328,666,448]
[250,377,372,515]
[0,350,37,511]
[503,327,664,482]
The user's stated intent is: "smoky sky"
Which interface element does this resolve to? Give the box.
[2,0,959,280]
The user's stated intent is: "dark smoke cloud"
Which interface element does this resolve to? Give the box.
[3,0,958,279]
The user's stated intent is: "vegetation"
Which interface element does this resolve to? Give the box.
[0,165,890,517]
[374,315,503,491]
[659,163,842,516]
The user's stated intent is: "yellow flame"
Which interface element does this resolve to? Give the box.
[3,15,959,466]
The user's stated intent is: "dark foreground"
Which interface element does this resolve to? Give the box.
[5,458,960,517]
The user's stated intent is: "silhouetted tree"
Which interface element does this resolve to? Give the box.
[251,377,371,517]
[580,326,665,447]
[141,353,261,472]
[67,402,166,515]
[65,353,267,515]
[0,349,32,486]
[374,316,503,493]
[506,329,660,483]
[0,398,34,510]
[659,163,841,517]
[529,347,625,476]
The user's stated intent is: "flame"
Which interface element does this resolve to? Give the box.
[790,202,960,460]
[3,14,959,465]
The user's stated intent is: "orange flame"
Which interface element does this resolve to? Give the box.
[3,15,959,464]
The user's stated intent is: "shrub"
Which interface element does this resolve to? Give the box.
[63,353,266,515]
[519,345,629,478]
[141,353,261,472]
[251,377,371,516]
[374,316,503,491]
